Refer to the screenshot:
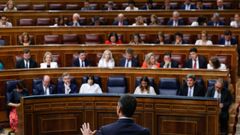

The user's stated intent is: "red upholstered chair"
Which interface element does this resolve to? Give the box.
[37,18,51,26]
[63,34,79,44]
[85,34,101,44]
[44,35,61,44]
[171,54,186,68]
[32,4,46,10]
[16,4,31,10]
[49,4,64,10]
[19,19,35,26]
[66,4,80,10]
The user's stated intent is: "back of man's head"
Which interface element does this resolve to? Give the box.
[118,95,137,117]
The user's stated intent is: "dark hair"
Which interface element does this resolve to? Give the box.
[174,32,183,38]
[197,16,207,25]
[108,32,119,42]
[86,75,95,84]
[163,52,172,57]
[128,0,135,5]
[130,33,142,43]
[118,94,137,117]
[16,81,25,90]
[23,48,30,54]
[139,76,150,92]
[189,47,198,53]
[210,57,221,69]
[224,30,232,36]
[126,48,134,55]
[78,50,86,54]
[186,74,196,81]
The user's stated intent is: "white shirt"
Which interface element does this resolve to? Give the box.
[214,90,221,99]
[0,22,12,27]
[40,62,58,68]
[132,23,147,26]
[125,6,139,11]
[64,84,71,94]
[24,60,29,68]
[79,59,86,67]
[79,83,102,94]
[134,86,156,95]
[173,20,178,26]
[230,21,240,28]
[225,40,231,45]
[195,40,213,45]
[185,4,191,10]
[98,59,115,68]
[43,85,50,95]
[125,59,132,68]
[207,63,226,70]
[187,86,194,97]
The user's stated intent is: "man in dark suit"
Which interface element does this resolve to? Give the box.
[177,74,205,97]
[81,94,150,135]
[16,49,38,69]
[68,13,82,26]
[167,11,185,26]
[219,30,238,45]
[184,47,207,69]
[180,0,196,10]
[215,0,225,10]
[172,32,187,45]
[207,13,225,26]
[160,52,179,68]
[81,1,95,11]
[72,50,91,67]
[205,78,232,135]
[57,72,78,94]
[112,13,129,26]
[32,75,56,95]
[119,48,139,68]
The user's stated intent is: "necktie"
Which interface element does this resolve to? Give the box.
[82,61,85,67]
[193,60,197,69]
[167,63,170,68]
[188,87,192,96]
[25,60,29,68]
[125,60,129,68]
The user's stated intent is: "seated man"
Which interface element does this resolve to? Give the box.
[184,47,207,69]
[167,11,185,26]
[112,13,129,26]
[205,78,232,134]
[15,49,38,69]
[177,74,205,97]
[180,0,196,10]
[81,1,95,10]
[215,0,225,10]
[0,16,12,27]
[72,50,91,67]
[68,13,81,26]
[81,94,150,135]
[219,30,237,45]
[57,72,78,94]
[160,52,179,68]
[207,13,225,26]
[33,75,56,95]
[119,48,139,68]
[102,1,117,10]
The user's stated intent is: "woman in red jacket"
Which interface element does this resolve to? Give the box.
[105,32,122,45]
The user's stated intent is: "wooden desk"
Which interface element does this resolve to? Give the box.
[18,94,220,135]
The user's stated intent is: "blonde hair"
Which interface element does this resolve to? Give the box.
[144,52,155,66]
[43,51,53,62]
[102,49,113,60]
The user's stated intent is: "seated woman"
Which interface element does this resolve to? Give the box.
[195,31,213,45]
[18,32,32,46]
[105,32,122,45]
[129,33,144,45]
[3,0,17,11]
[79,75,102,93]
[125,0,139,11]
[149,14,159,26]
[141,52,160,69]
[207,57,226,70]
[134,76,156,95]
[7,82,29,133]
[98,49,115,68]
[155,32,166,45]
[132,16,147,26]
[40,51,58,68]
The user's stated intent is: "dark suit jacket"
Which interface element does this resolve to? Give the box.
[72,58,91,67]
[96,119,150,135]
[207,21,225,26]
[57,83,78,94]
[160,60,179,68]
[219,38,237,45]
[177,83,205,97]
[112,20,129,25]
[184,55,207,69]
[68,21,84,26]
[180,4,196,10]
[32,83,56,95]
[119,58,139,67]
[167,19,185,26]
[172,40,188,44]
[16,59,38,69]
[205,86,232,112]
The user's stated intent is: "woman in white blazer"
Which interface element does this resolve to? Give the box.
[98,49,115,68]
[40,51,58,68]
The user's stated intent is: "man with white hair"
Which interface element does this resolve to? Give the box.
[167,11,185,26]
[32,75,56,95]
[207,12,225,26]
[112,13,129,26]
[68,13,81,26]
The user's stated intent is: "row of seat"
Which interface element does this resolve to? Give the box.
[0,2,236,11]
[5,76,227,95]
